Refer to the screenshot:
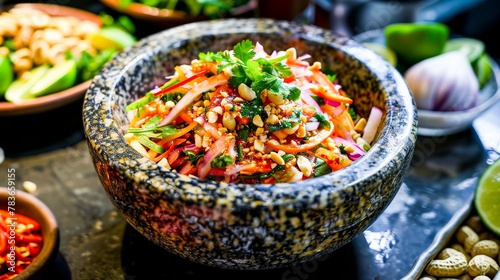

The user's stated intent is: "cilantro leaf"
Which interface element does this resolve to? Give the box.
[234,39,255,63]
[252,75,278,94]
[245,60,263,81]
[211,154,234,168]
[199,51,216,62]
[268,121,292,133]
[256,56,291,78]
[312,113,331,130]
[185,150,204,165]
[240,97,264,120]
[327,74,337,83]
[237,125,250,141]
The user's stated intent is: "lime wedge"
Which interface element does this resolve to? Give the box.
[88,26,137,51]
[5,65,50,103]
[384,22,449,64]
[362,42,398,66]
[0,55,14,97]
[474,159,500,236]
[444,37,485,64]
[28,59,77,97]
[473,53,493,89]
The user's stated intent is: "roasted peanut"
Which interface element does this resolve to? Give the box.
[451,243,472,262]
[31,40,50,65]
[222,112,236,131]
[425,254,468,277]
[465,216,485,234]
[238,83,256,101]
[266,90,284,105]
[459,274,472,280]
[354,118,367,133]
[296,155,312,177]
[467,255,499,278]
[471,240,499,259]
[457,225,480,253]
[472,276,491,280]
[48,44,67,65]
[252,115,264,127]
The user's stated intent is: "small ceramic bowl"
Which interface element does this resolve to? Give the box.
[0,187,59,279]
[0,3,101,116]
[353,29,500,137]
[83,18,418,269]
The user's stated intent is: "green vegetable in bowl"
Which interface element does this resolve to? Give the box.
[118,0,251,18]
[384,22,449,65]
[444,37,485,64]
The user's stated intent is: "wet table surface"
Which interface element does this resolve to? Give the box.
[1,1,500,279]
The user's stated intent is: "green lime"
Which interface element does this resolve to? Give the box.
[5,65,50,103]
[28,59,77,97]
[0,55,14,98]
[384,22,449,64]
[474,159,500,236]
[88,26,137,51]
[444,37,485,64]
[473,53,493,89]
[362,42,398,66]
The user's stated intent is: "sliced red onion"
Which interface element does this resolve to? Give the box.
[362,106,383,144]
[305,121,320,131]
[325,99,341,107]
[300,88,322,112]
[224,163,257,176]
[331,136,366,161]
[404,51,479,112]
[197,134,232,179]
[159,74,228,126]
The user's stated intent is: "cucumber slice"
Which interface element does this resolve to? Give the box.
[444,37,485,64]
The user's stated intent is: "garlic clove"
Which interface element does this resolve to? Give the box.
[404,51,479,112]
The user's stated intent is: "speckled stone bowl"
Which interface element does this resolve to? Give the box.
[83,18,418,270]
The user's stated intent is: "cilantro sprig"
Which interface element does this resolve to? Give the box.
[199,39,300,100]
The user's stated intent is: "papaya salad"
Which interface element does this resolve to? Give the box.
[123,40,382,184]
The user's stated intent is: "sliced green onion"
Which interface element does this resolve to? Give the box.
[136,135,164,154]
[126,92,155,112]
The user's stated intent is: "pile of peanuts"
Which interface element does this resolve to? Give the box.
[419,214,500,280]
[0,7,100,80]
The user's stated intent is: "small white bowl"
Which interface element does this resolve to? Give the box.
[416,63,500,136]
[353,29,500,137]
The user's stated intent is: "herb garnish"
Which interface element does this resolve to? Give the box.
[199,39,300,100]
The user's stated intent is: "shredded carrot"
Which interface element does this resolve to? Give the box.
[162,121,198,143]
[179,111,193,124]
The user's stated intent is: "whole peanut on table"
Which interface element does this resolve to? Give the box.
[420,215,500,280]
